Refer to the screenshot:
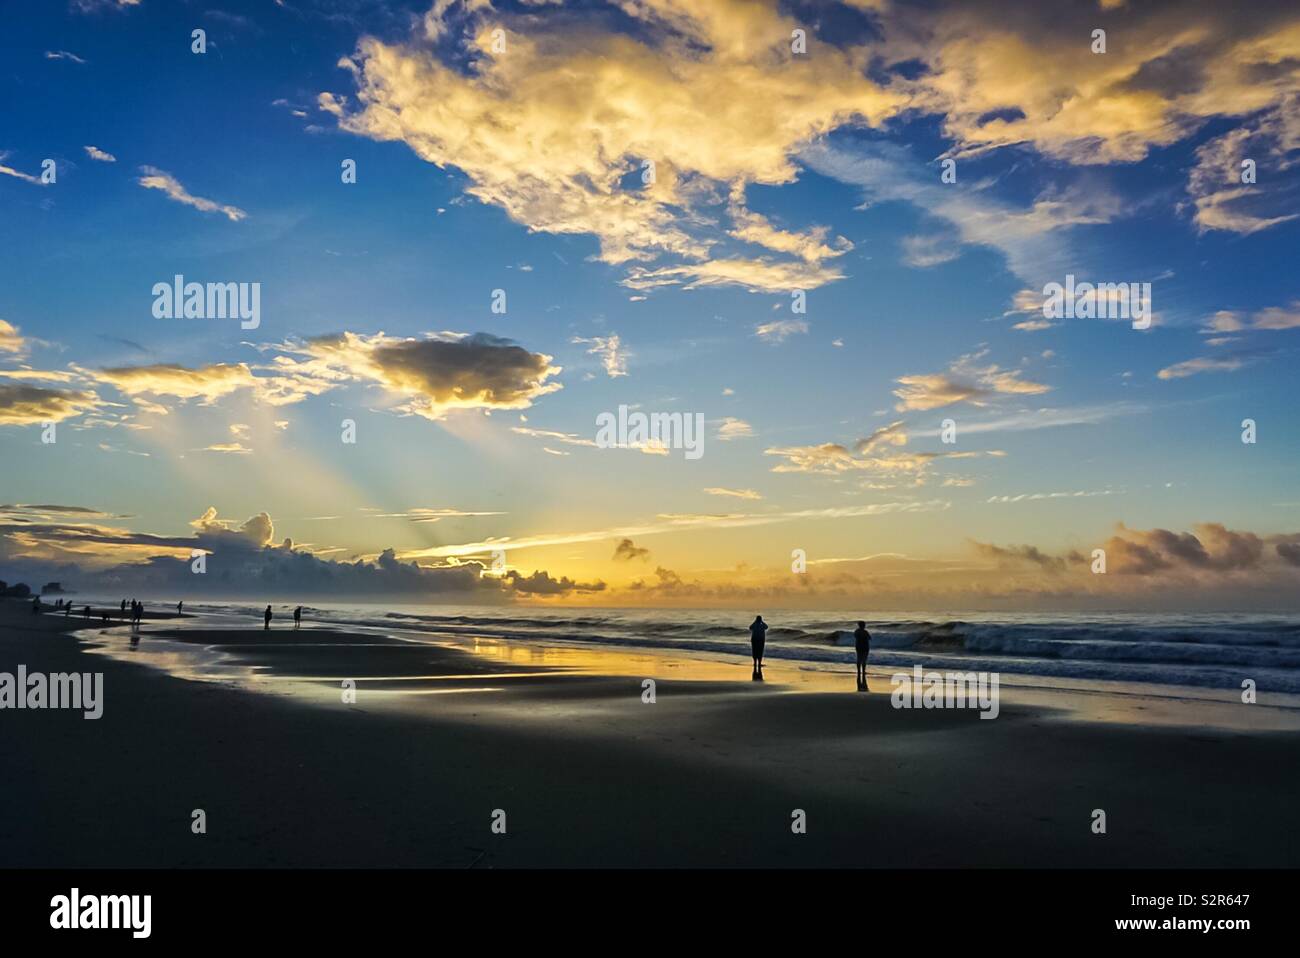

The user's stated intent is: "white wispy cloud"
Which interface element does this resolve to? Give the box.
[136,166,247,221]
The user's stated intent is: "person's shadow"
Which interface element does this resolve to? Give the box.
[752,664,764,682]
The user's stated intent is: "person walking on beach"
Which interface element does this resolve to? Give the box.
[177,600,183,615]
[853,620,871,690]
[749,614,768,680]
[120,599,127,615]
[264,605,273,630]
[64,601,72,617]
[293,606,302,630]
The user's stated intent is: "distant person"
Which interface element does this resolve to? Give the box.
[264,605,273,630]
[853,620,871,690]
[749,614,768,680]
[177,600,183,615]
[83,605,91,618]
[293,606,302,630]
[120,599,127,614]
[64,602,72,617]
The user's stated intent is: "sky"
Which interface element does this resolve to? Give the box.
[1,0,1299,610]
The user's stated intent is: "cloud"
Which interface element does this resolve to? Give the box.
[45,51,87,64]
[83,145,116,163]
[894,350,1049,411]
[276,331,562,419]
[0,319,27,355]
[0,153,44,186]
[400,499,950,560]
[716,417,753,440]
[503,569,606,596]
[727,189,853,264]
[324,0,903,293]
[901,234,960,268]
[136,166,247,221]
[90,362,260,403]
[200,442,253,455]
[1156,356,1247,380]
[704,487,762,500]
[753,319,808,343]
[0,504,595,600]
[571,334,628,378]
[970,540,1068,573]
[803,140,1122,289]
[1203,300,1300,334]
[0,384,104,425]
[511,426,597,448]
[1185,97,1300,234]
[71,0,140,11]
[890,1,1300,167]
[612,538,650,562]
[1100,523,1267,575]
[856,419,909,453]
[623,258,845,294]
[366,507,505,523]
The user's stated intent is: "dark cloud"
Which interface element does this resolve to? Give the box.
[0,384,103,424]
[612,538,650,562]
[365,333,562,415]
[503,569,606,596]
[0,506,587,600]
[969,540,1067,572]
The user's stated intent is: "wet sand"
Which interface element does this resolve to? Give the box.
[2,602,1298,867]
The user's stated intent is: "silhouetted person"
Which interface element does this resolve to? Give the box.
[854,620,871,690]
[120,599,127,614]
[177,600,183,615]
[83,605,91,618]
[64,602,72,617]
[293,606,302,630]
[749,614,768,680]
[264,605,272,630]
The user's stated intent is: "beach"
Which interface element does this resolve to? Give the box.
[2,600,1299,868]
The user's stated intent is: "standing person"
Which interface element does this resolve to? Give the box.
[853,620,872,690]
[263,605,273,630]
[120,599,127,615]
[177,600,183,616]
[749,614,768,680]
[64,601,72,617]
[293,606,302,630]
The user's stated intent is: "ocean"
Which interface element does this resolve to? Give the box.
[94,601,1300,695]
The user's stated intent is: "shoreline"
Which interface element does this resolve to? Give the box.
[3,603,1299,867]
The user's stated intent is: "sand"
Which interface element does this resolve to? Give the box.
[2,601,1298,868]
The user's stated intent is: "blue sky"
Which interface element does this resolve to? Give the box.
[1,0,1299,608]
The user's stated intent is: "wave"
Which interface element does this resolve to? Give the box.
[151,601,1300,694]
